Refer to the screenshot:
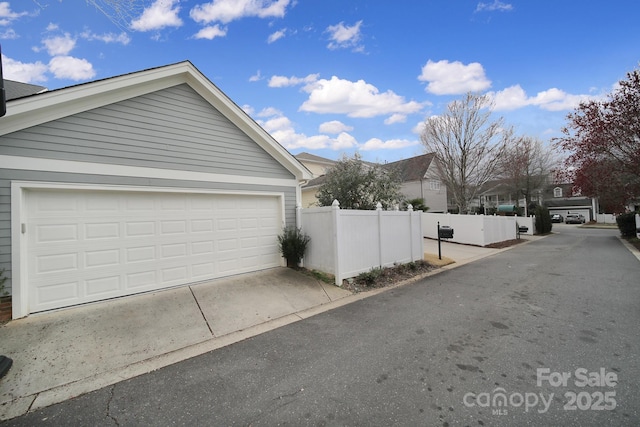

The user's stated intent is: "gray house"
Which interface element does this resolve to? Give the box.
[1,61,312,318]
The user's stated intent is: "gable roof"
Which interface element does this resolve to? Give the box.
[295,152,337,166]
[4,80,48,100]
[1,61,312,181]
[381,153,435,182]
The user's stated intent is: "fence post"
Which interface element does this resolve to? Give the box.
[332,199,341,286]
[376,202,383,267]
[408,204,414,260]
[295,203,302,229]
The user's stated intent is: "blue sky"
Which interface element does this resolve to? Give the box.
[1,1,639,163]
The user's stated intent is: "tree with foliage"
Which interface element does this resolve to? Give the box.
[420,92,509,214]
[316,154,403,210]
[555,67,640,213]
[498,136,557,215]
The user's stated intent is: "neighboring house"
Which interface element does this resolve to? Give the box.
[4,80,48,100]
[295,153,337,208]
[295,152,337,177]
[297,152,447,212]
[1,61,312,318]
[542,183,595,221]
[470,177,596,221]
[381,153,447,212]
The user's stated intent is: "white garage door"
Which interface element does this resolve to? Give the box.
[25,189,282,313]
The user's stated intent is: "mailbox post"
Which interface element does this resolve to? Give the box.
[437,222,454,260]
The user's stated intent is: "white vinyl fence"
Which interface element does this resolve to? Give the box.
[596,213,617,224]
[300,202,423,286]
[422,213,533,246]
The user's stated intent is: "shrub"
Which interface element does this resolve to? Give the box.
[356,267,382,286]
[616,212,637,237]
[404,198,429,212]
[0,268,7,297]
[277,226,311,268]
[535,205,553,234]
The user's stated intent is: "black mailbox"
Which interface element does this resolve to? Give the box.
[438,226,454,239]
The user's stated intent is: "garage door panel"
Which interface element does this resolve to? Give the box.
[85,222,120,240]
[85,275,122,296]
[26,189,282,313]
[37,281,80,305]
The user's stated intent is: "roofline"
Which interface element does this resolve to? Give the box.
[1,61,312,181]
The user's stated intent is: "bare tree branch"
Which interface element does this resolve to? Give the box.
[420,93,508,214]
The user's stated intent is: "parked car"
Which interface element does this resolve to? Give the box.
[565,214,586,224]
[551,214,564,223]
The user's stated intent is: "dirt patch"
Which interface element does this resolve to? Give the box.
[484,238,529,249]
[299,260,438,294]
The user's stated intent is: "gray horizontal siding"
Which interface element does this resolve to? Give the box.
[1,84,294,179]
[0,169,297,296]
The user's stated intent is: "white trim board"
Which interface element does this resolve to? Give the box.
[0,155,298,188]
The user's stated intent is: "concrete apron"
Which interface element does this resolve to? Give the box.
[0,267,351,420]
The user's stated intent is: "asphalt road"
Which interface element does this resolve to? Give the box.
[3,225,639,426]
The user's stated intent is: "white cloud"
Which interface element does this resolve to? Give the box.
[418,59,491,95]
[268,73,319,88]
[0,2,28,26]
[42,33,76,56]
[48,56,95,81]
[1,55,48,83]
[299,76,424,119]
[319,120,353,134]
[0,28,17,39]
[326,20,363,51]
[267,29,286,43]
[249,70,262,82]
[241,104,255,115]
[489,84,592,111]
[193,24,227,39]
[80,30,131,45]
[131,0,182,32]
[476,1,513,12]
[384,113,407,125]
[190,0,291,24]
[360,138,419,151]
[256,108,358,150]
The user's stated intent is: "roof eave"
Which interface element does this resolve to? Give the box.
[1,61,312,181]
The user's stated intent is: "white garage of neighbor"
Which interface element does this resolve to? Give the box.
[2,62,312,318]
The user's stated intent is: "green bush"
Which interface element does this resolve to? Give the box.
[356,267,382,286]
[0,268,7,297]
[277,226,311,268]
[535,205,553,234]
[616,212,637,237]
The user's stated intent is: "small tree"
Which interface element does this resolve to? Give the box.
[498,136,556,215]
[421,92,509,214]
[316,153,403,210]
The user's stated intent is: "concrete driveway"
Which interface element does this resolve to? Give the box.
[0,268,351,419]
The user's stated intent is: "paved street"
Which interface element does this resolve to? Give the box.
[2,225,639,426]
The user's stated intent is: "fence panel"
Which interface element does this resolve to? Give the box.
[422,213,520,246]
[301,206,423,286]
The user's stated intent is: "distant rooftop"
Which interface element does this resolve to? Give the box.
[4,80,48,101]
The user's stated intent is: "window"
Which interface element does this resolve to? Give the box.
[429,180,440,191]
[553,187,562,198]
